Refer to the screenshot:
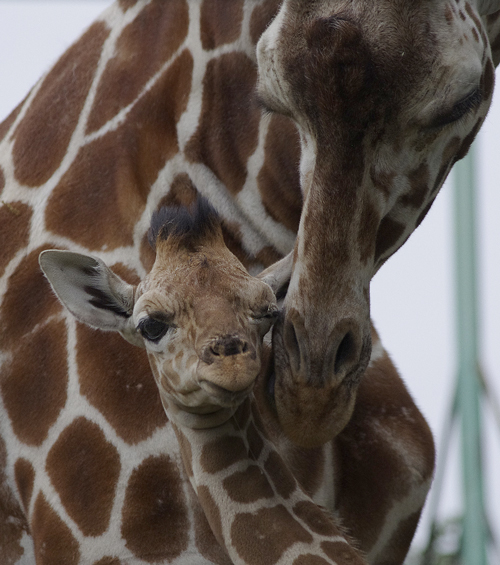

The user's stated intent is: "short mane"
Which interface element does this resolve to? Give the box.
[148,197,221,251]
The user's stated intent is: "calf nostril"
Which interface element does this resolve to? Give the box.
[334,331,356,375]
[209,336,249,358]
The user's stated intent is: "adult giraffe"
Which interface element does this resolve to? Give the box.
[0,0,499,563]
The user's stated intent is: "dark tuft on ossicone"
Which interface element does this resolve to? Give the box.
[148,197,221,251]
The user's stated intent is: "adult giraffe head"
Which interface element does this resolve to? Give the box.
[256,0,500,446]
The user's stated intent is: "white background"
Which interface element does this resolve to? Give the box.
[0,1,498,558]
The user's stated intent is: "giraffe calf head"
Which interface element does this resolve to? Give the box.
[39,199,281,429]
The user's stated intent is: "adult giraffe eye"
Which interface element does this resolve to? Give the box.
[434,88,482,127]
[138,318,169,343]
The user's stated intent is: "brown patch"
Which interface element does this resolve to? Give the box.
[197,485,225,546]
[109,263,141,285]
[459,10,466,21]
[255,245,283,268]
[46,417,120,537]
[444,4,454,24]
[0,166,4,191]
[257,115,302,232]
[0,245,62,350]
[370,167,395,197]
[46,49,193,251]
[334,354,434,555]
[87,0,189,133]
[93,558,122,565]
[76,324,166,444]
[321,541,361,563]
[200,436,247,474]
[481,59,495,100]
[398,162,430,209]
[157,172,198,210]
[472,27,480,42]
[378,510,422,564]
[250,0,282,44]
[1,319,67,446]
[119,0,139,9]
[223,465,274,503]
[465,3,483,32]
[358,200,379,264]
[0,436,29,564]
[13,23,109,187]
[231,505,313,565]
[122,455,189,561]
[185,53,260,194]
[200,0,244,50]
[264,451,296,500]
[293,557,331,565]
[32,493,80,564]
[189,482,231,564]
[293,501,337,537]
[14,459,35,514]
[0,101,23,143]
[374,217,406,262]
[0,201,32,278]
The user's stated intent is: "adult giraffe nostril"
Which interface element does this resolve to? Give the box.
[334,331,357,375]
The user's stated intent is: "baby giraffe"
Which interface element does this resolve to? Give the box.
[40,199,433,565]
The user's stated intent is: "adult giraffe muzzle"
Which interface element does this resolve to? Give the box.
[257,0,500,446]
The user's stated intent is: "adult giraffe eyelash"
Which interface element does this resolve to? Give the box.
[434,88,483,128]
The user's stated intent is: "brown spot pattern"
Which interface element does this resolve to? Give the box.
[257,115,302,232]
[223,465,274,503]
[200,436,247,474]
[1,319,67,446]
[14,459,35,514]
[13,23,109,187]
[250,0,282,45]
[46,49,193,251]
[0,201,32,278]
[32,493,80,565]
[185,53,260,194]
[46,417,120,536]
[0,436,28,564]
[321,541,360,563]
[93,558,121,565]
[293,501,337,537]
[200,0,244,50]
[231,505,313,565]
[76,324,166,444]
[157,172,198,210]
[399,163,430,209]
[0,246,61,351]
[122,455,189,562]
[374,216,406,262]
[87,0,189,133]
[481,59,495,101]
[197,485,225,547]
[264,451,296,500]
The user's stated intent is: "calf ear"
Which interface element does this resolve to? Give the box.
[257,252,293,300]
[39,250,135,332]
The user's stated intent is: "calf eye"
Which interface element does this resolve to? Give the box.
[138,318,169,343]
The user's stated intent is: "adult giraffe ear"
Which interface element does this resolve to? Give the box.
[39,250,137,337]
[257,252,293,300]
[477,0,500,15]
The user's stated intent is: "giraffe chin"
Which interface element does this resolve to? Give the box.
[160,395,239,430]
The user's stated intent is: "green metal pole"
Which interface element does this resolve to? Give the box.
[453,144,487,564]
